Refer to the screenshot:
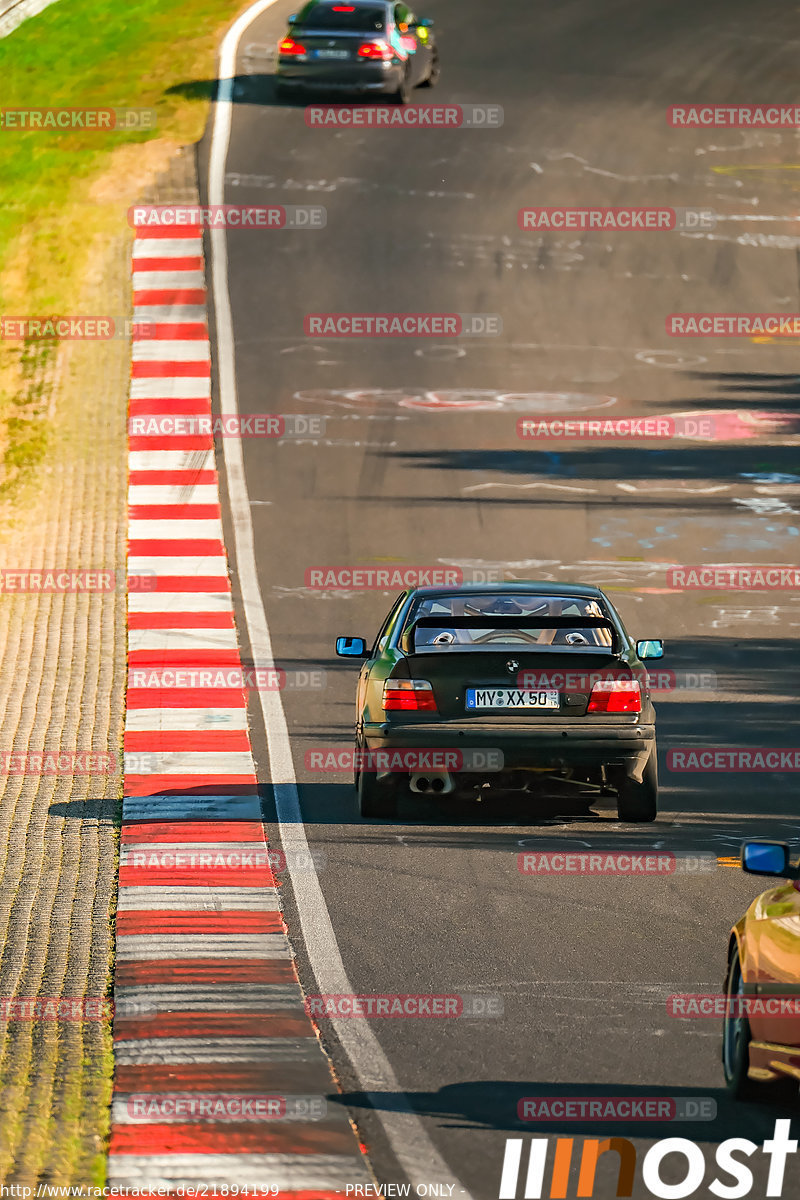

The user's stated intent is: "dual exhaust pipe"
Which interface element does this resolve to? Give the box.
[410,771,454,795]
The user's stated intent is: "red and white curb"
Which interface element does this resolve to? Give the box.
[109,222,372,1192]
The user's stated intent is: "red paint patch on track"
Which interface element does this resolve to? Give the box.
[128,648,242,666]
[114,960,296,986]
[128,471,218,486]
[132,361,211,378]
[125,782,258,796]
[132,256,204,271]
[119,866,271,887]
[124,730,251,752]
[114,1064,318,1093]
[114,1013,311,1041]
[133,289,207,306]
[116,910,282,935]
[133,226,203,239]
[125,688,247,709]
[129,397,211,416]
[128,437,215,452]
[121,821,264,843]
[127,506,222,523]
[127,609,232,628]
[124,776,259,797]
[108,1123,356,1156]
[127,574,231,591]
[127,539,224,557]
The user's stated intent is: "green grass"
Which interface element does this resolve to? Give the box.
[0,0,245,488]
[0,0,244,307]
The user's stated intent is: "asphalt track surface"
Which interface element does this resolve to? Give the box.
[201,1,800,1194]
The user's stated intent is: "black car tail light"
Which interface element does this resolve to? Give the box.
[587,680,642,713]
[357,40,394,59]
[279,36,307,55]
[382,679,437,711]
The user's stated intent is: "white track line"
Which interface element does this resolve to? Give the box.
[133,237,204,257]
[127,592,233,612]
[209,4,472,1193]
[132,341,211,362]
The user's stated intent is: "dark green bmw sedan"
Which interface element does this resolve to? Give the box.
[336,583,664,822]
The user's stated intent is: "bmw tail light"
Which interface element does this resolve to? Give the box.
[279,36,306,55]
[587,680,642,714]
[382,679,437,711]
[357,40,394,59]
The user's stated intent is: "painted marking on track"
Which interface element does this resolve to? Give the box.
[711,165,800,175]
[462,481,598,494]
[635,349,708,367]
[542,151,680,184]
[291,388,618,414]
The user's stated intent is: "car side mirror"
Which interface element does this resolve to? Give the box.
[287,12,297,22]
[336,636,368,658]
[636,639,664,660]
[741,841,797,879]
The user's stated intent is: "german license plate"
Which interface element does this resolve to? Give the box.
[466,688,559,710]
[315,48,349,58]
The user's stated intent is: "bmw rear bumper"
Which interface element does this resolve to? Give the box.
[363,720,656,780]
[275,62,404,93]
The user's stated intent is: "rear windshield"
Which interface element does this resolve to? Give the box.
[403,593,614,649]
[293,2,387,30]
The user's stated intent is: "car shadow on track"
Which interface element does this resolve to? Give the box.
[166,75,416,109]
[267,777,623,828]
[262,782,800,859]
[327,1079,798,1139]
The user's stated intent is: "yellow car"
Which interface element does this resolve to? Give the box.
[723,841,800,1096]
